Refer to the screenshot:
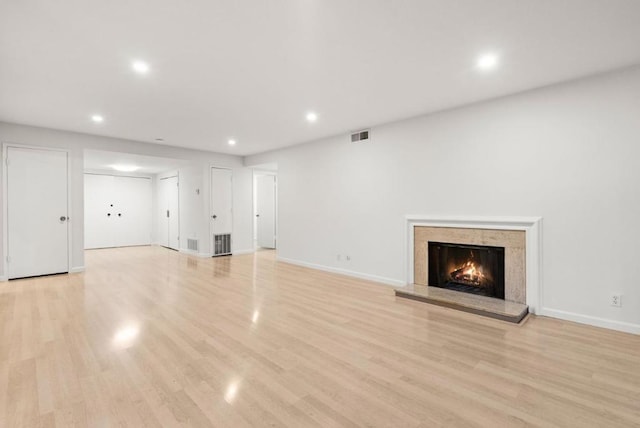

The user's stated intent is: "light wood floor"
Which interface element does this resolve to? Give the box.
[1,247,639,427]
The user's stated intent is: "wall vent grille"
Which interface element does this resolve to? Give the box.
[214,234,232,256]
[350,129,370,143]
[187,238,199,252]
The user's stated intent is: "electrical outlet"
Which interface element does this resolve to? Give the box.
[610,294,622,307]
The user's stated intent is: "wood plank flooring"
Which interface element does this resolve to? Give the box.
[1,246,639,427]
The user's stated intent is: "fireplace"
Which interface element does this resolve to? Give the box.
[428,241,505,299]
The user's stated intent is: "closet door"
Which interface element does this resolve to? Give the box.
[256,175,276,249]
[210,168,233,235]
[210,168,233,255]
[157,177,170,247]
[167,176,180,250]
[113,176,152,247]
[84,174,116,249]
[7,147,69,278]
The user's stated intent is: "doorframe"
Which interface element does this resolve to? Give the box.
[209,165,234,256]
[157,171,180,250]
[2,143,73,280]
[83,172,154,249]
[252,169,277,250]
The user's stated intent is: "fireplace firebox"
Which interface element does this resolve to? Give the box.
[428,241,505,299]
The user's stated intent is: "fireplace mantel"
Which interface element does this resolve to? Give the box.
[404,215,542,314]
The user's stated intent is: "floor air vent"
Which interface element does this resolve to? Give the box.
[214,234,232,256]
[187,238,199,252]
[350,129,370,143]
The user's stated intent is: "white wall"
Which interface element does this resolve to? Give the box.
[0,122,253,275]
[246,66,640,334]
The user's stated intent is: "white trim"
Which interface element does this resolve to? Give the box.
[404,215,543,314]
[83,169,154,179]
[0,275,7,282]
[278,256,406,287]
[70,266,85,274]
[540,308,640,335]
[3,143,73,279]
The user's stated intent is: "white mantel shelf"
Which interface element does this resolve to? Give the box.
[404,215,543,314]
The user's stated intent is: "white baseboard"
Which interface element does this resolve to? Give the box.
[277,256,406,288]
[539,307,640,335]
[0,275,7,282]
[233,248,255,255]
[70,266,85,274]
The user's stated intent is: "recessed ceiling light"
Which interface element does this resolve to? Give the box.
[306,112,318,123]
[91,114,104,123]
[132,60,150,74]
[228,139,237,146]
[110,164,140,172]
[476,53,500,71]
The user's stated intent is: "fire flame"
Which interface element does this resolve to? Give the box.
[463,261,481,278]
[451,260,485,285]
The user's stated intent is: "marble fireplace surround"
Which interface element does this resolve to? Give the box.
[405,216,542,313]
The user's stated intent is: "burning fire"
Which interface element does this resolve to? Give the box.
[450,254,485,287]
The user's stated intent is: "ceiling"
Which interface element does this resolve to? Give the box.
[1,1,640,156]
[84,150,189,174]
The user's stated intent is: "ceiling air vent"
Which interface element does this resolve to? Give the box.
[350,129,370,143]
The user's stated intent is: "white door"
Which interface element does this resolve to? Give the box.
[210,168,233,235]
[113,176,152,247]
[167,176,180,249]
[7,147,69,279]
[256,175,276,248]
[84,174,116,249]
[158,176,179,250]
[157,177,170,247]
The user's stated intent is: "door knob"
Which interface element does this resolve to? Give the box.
[212,215,217,219]
[59,216,67,221]
[256,214,260,217]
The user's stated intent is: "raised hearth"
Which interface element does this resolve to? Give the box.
[396,284,528,323]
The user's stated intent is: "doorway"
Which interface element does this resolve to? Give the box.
[83,150,189,252]
[84,174,152,249]
[158,175,180,250]
[5,146,69,279]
